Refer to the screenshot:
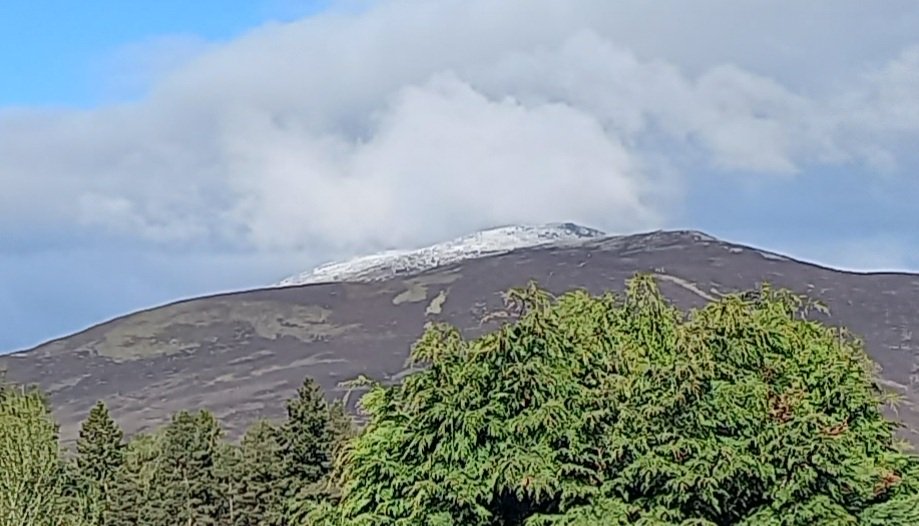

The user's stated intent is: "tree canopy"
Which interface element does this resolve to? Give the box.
[327,275,919,525]
[0,385,69,526]
[68,400,126,526]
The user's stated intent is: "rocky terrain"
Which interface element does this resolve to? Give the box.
[1,228,917,448]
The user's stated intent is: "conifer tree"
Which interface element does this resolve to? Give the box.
[283,402,356,525]
[105,432,161,526]
[331,276,919,525]
[148,410,226,526]
[277,378,359,523]
[233,420,285,526]
[69,401,125,525]
[278,377,335,501]
[76,401,125,484]
[214,440,242,525]
[278,378,334,505]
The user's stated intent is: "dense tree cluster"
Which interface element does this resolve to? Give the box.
[0,377,347,526]
[2,274,918,525]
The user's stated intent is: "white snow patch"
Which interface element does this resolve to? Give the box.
[273,223,606,286]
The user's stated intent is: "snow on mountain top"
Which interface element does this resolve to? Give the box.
[274,223,607,287]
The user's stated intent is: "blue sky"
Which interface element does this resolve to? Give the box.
[1,0,918,353]
[0,1,330,106]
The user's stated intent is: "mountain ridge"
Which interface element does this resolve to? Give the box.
[1,228,917,448]
[11,225,914,360]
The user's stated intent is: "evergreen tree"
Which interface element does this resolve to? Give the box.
[0,385,70,526]
[148,410,226,526]
[70,401,126,525]
[106,432,161,526]
[279,377,334,491]
[214,440,242,526]
[331,276,919,525]
[287,399,356,523]
[277,378,358,523]
[233,420,285,526]
[76,401,125,485]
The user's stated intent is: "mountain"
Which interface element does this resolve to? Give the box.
[274,222,607,286]
[1,227,917,449]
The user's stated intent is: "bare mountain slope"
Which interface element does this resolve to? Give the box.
[2,229,917,448]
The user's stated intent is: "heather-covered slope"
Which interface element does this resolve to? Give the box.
[2,230,917,447]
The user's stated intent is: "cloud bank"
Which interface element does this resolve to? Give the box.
[2,0,919,351]
[3,0,918,256]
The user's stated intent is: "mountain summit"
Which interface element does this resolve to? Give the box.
[274,222,607,286]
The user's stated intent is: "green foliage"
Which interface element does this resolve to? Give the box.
[279,377,336,493]
[4,274,918,525]
[327,400,357,463]
[233,420,286,526]
[228,388,356,525]
[277,381,357,524]
[331,276,919,525]
[106,433,162,526]
[68,401,126,525]
[147,410,228,526]
[105,420,240,526]
[0,385,70,526]
[216,441,243,525]
[75,401,126,486]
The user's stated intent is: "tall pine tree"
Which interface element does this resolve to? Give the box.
[214,440,242,525]
[70,401,125,525]
[277,377,358,522]
[232,420,285,526]
[278,377,334,501]
[105,432,161,526]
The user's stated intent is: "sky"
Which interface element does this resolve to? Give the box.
[1,0,917,353]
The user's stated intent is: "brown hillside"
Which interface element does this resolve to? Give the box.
[2,230,917,448]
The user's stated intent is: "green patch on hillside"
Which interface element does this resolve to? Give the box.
[60,300,359,361]
[392,270,463,305]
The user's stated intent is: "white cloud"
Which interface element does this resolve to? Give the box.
[834,45,919,134]
[223,72,663,250]
[1,0,918,255]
